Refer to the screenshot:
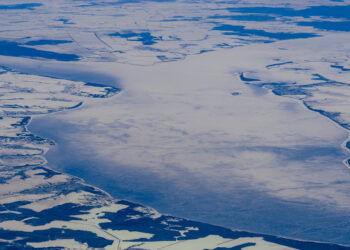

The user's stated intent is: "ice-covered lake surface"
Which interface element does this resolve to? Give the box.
[1,0,350,249]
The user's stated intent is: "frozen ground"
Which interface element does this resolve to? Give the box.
[29,37,350,245]
[1,0,350,249]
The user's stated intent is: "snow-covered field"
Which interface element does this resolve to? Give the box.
[1,0,350,249]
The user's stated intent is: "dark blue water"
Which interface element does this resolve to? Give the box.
[227,5,350,19]
[0,3,42,10]
[213,24,317,40]
[331,65,350,71]
[209,14,276,22]
[24,40,72,46]
[3,189,344,249]
[0,41,79,61]
[239,73,260,82]
[110,31,160,45]
[224,5,350,32]
[298,21,350,32]
[266,61,293,68]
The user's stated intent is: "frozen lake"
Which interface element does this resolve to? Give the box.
[2,0,350,247]
[29,45,350,245]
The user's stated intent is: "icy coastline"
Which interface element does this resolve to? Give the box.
[2,0,350,248]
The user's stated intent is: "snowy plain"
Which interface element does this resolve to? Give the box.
[1,0,350,248]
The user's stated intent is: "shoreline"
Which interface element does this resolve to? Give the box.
[27,55,350,245]
[0,54,348,246]
[24,103,350,248]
